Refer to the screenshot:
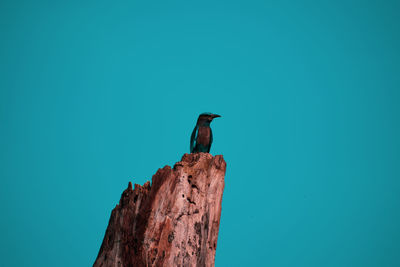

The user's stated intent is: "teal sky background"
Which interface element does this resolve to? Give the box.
[1,0,399,266]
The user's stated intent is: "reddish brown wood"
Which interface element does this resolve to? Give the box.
[94,153,226,267]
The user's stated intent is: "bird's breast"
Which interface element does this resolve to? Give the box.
[197,126,211,146]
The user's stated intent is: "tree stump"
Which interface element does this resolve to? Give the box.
[94,153,226,267]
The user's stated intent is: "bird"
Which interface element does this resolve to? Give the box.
[190,112,221,153]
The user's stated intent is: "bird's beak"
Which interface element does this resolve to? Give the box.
[211,114,221,119]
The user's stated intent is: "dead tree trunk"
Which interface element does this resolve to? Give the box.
[93,153,226,267]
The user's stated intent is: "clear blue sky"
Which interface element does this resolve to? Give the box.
[1,0,399,266]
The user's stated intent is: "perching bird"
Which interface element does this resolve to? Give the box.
[190,113,221,153]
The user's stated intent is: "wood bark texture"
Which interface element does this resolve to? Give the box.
[93,153,226,267]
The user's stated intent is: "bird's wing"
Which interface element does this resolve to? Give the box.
[190,125,198,153]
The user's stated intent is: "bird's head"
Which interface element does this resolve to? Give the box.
[196,112,221,126]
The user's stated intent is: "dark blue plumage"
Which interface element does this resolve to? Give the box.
[190,113,221,153]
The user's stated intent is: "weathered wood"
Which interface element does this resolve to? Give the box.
[94,153,226,267]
